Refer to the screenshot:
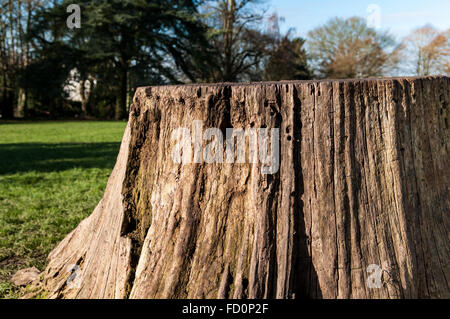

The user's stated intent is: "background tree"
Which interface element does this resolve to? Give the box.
[26,0,211,119]
[263,13,310,81]
[307,17,401,79]
[26,0,84,117]
[263,36,310,81]
[1,0,43,119]
[200,0,273,82]
[0,1,13,118]
[75,0,211,119]
[401,25,449,76]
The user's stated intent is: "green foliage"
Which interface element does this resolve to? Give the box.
[0,121,126,299]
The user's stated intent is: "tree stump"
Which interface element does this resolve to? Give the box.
[32,77,449,298]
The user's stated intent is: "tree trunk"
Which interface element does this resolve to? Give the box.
[126,72,131,114]
[29,77,449,299]
[15,88,26,118]
[1,84,14,119]
[14,0,25,119]
[115,68,128,120]
[80,79,87,117]
[14,0,33,119]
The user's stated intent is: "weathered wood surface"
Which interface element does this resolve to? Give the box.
[30,77,449,298]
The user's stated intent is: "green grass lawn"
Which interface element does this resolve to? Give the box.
[0,121,127,298]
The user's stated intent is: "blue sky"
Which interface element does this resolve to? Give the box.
[269,0,450,40]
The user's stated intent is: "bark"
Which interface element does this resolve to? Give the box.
[115,68,128,120]
[29,76,449,299]
[15,89,26,118]
[14,0,32,119]
[14,1,25,119]
[115,55,132,120]
[80,79,87,117]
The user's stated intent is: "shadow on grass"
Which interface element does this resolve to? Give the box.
[0,142,121,175]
